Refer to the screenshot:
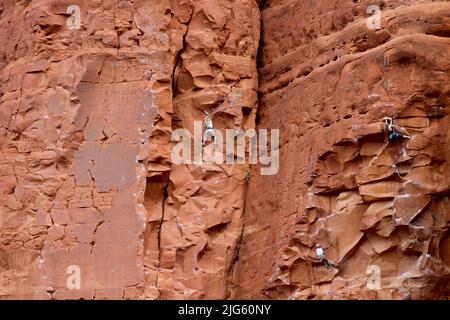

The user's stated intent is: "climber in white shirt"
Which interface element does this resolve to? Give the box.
[203,111,215,146]
[315,244,333,270]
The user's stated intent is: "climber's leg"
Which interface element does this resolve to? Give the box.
[320,256,333,270]
[203,128,215,146]
[323,259,332,270]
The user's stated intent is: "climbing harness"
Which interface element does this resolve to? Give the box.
[389,130,404,142]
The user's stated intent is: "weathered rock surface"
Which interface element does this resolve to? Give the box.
[231,0,450,299]
[0,0,259,299]
[0,0,449,300]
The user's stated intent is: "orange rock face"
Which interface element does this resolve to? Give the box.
[231,0,450,299]
[0,0,259,299]
[0,0,449,300]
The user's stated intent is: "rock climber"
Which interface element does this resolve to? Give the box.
[383,117,411,143]
[315,244,333,270]
[383,117,412,179]
[203,111,215,146]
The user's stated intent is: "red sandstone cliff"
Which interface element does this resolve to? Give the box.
[0,0,449,299]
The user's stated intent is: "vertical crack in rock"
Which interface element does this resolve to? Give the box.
[171,9,193,98]
[226,176,250,299]
[154,184,168,295]
[151,0,261,299]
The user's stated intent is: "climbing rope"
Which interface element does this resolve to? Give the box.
[381,117,418,186]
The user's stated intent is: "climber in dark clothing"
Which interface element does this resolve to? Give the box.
[388,130,407,142]
[384,117,411,143]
